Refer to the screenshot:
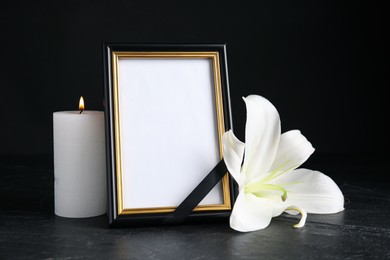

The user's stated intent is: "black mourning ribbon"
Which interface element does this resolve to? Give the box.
[162,159,228,225]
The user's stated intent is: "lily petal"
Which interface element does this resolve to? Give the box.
[230,192,273,232]
[274,168,344,214]
[242,95,281,182]
[222,130,245,184]
[269,130,315,175]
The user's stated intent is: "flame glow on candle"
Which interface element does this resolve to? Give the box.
[79,96,85,112]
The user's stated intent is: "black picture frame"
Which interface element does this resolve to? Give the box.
[103,43,235,227]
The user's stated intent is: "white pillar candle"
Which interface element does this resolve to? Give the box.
[53,97,106,218]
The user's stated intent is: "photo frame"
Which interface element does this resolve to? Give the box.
[103,44,235,226]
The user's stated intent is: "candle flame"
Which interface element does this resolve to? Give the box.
[79,96,85,111]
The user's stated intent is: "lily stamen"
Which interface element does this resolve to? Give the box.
[286,206,307,228]
[245,183,288,201]
[260,163,300,184]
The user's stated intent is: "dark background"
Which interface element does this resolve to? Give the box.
[1,0,387,158]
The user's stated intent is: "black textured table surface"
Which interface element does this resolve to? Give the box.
[0,154,389,259]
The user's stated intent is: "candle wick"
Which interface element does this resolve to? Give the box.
[79,110,83,114]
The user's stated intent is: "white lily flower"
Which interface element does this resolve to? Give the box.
[223,95,344,232]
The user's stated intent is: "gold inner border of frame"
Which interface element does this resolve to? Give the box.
[112,51,231,215]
